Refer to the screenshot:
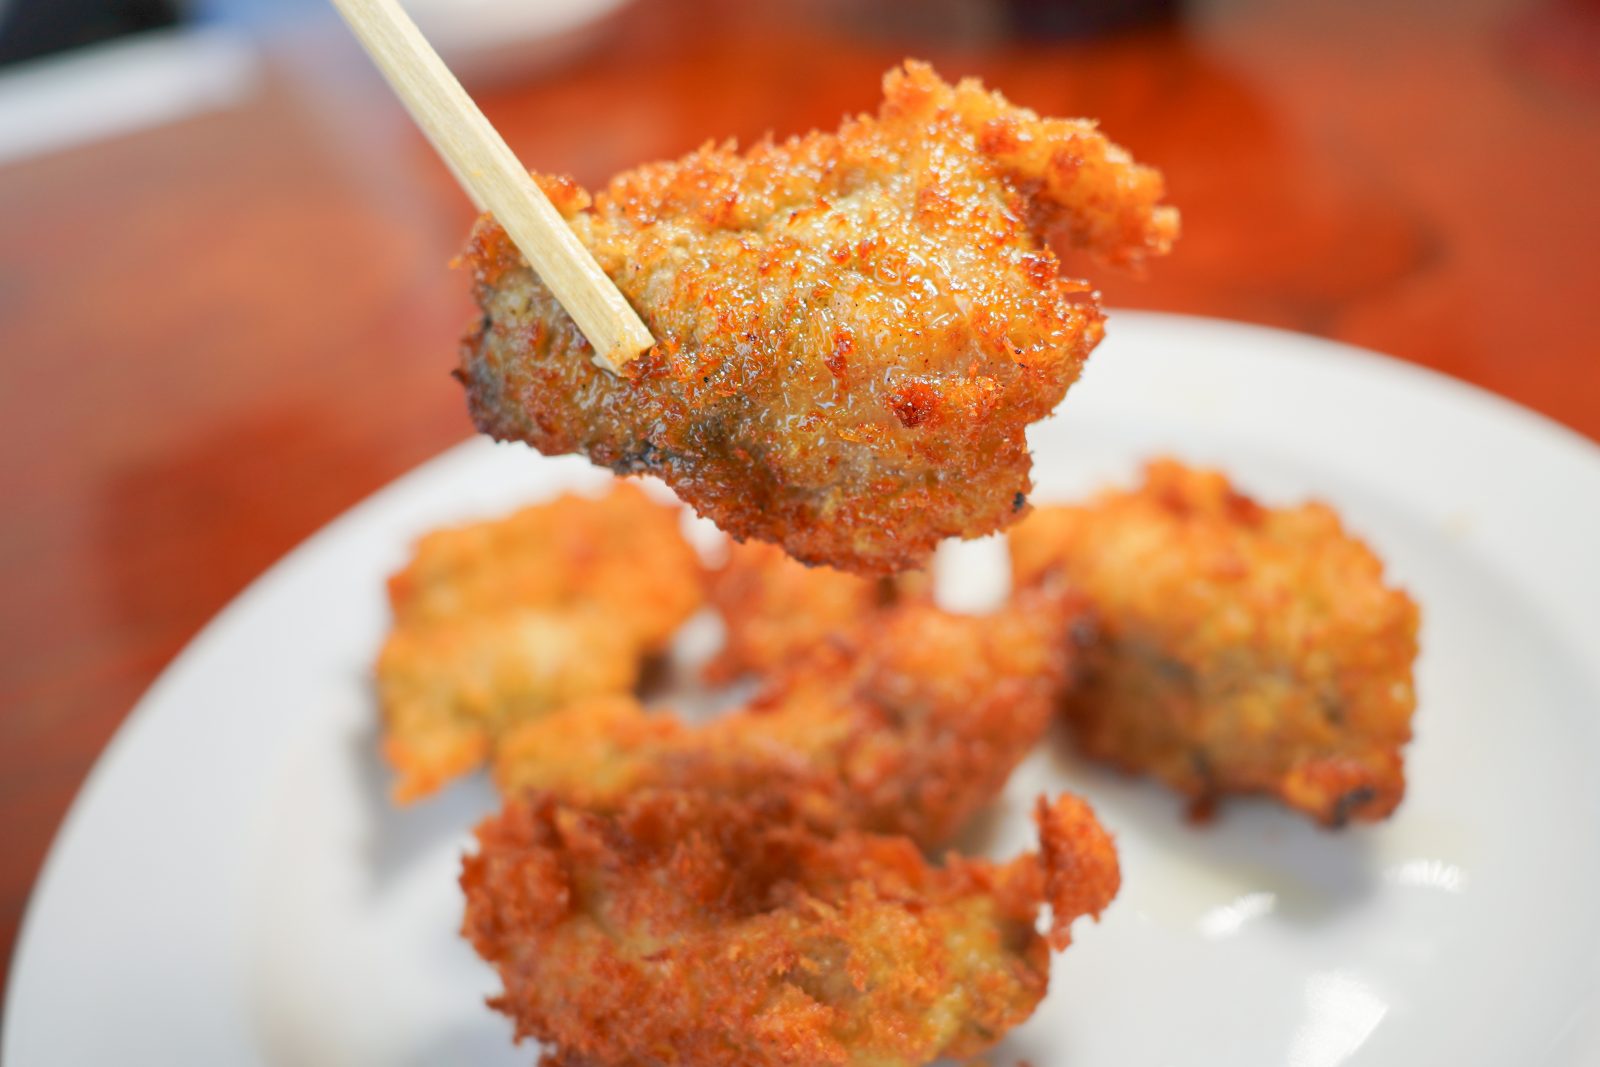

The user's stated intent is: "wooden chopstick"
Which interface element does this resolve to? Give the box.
[329,0,654,372]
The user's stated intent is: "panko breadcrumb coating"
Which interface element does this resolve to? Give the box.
[1011,459,1419,826]
[495,594,1080,847]
[461,787,1119,1067]
[377,484,703,801]
[705,540,930,682]
[458,61,1176,575]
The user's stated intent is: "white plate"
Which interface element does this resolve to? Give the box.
[7,313,1600,1066]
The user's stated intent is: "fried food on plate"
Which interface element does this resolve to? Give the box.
[458,61,1177,575]
[1011,459,1420,826]
[461,787,1119,1067]
[495,594,1079,847]
[384,482,700,641]
[704,540,930,682]
[377,483,703,801]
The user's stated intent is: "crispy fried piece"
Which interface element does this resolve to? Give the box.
[704,540,930,682]
[1011,459,1420,826]
[377,484,703,801]
[379,611,637,803]
[458,61,1177,576]
[461,787,1119,1067]
[385,482,701,642]
[495,594,1078,847]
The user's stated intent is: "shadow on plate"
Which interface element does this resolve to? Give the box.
[348,713,501,896]
[395,1021,530,1067]
[1043,725,1382,926]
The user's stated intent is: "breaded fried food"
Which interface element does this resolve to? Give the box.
[377,483,703,801]
[1011,459,1420,827]
[461,787,1119,1067]
[496,594,1079,847]
[458,61,1177,576]
[385,483,700,642]
[704,540,929,682]
[379,611,637,804]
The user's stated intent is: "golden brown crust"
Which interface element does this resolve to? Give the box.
[376,484,704,801]
[1011,459,1420,826]
[494,593,1081,847]
[459,61,1176,575]
[461,788,1119,1067]
[1036,793,1123,949]
[704,540,930,682]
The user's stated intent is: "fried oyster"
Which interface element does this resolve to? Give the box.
[462,787,1119,1067]
[459,61,1176,575]
[1011,459,1420,826]
[703,540,930,682]
[377,484,702,801]
[495,593,1080,848]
